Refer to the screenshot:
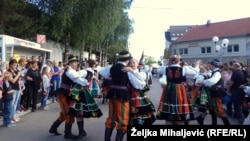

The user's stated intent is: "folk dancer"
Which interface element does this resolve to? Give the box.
[68,67,103,139]
[124,58,155,125]
[87,59,102,98]
[155,55,201,125]
[191,64,211,125]
[99,62,113,104]
[102,50,132,141]
[197,59,230,125]
[49,55,86,139]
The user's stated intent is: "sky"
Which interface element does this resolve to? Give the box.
[128,0,250,61]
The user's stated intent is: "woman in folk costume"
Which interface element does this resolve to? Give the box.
[196,59,230,125]
[155,55,201,125]
[68,66,103,139]
[86,59,102,98]
[184,62,199,102]
[99,62,113,104]
[123,58,155,125]
[191,63,211,125]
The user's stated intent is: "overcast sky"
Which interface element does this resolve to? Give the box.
[128,0,250,61]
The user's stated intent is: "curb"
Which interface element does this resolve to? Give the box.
[0,100,53,124]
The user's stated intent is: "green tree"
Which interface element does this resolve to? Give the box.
[103,12,134,60]
[0,0,47,39]
[144,55,157,66]
[0,0,134,62]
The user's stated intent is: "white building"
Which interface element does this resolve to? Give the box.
[166,17,250,65]
[164,25,194,65]
[0,35,98,66]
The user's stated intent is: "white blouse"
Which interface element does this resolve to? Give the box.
[128,69,147,90]
[156,64,200,77]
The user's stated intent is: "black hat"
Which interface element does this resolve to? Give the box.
[117,50,132,62]
[209,59,221,67]
[68,55,78,64]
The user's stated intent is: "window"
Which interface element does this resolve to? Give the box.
[227,44,239,53]
[179,48,188,55]
[172,49,177,55]
[201,46,211,54]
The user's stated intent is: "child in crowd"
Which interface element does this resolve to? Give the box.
[41,66,50,110]
[2,72,16,127]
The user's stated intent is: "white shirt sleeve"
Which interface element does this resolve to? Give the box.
[159,75,167,85]
[202,71,221,87]
[244,86,250,95]
[99,66,111,79]
[128,70,147,90]
[182,65,200,76]
[65,67,89,86]
[195,74,205,86]
[155,66,167,75]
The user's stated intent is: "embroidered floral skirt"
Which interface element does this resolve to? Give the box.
[69,84,103,118]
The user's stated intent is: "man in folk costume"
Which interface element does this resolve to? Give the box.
[104,50,132,141]
[49,55,87,139]
[197,59,230,125]
[155,55,201,125]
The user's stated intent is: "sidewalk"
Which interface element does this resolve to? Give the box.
[0,100,53,124]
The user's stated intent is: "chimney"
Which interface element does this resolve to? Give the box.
[206,20,211,26]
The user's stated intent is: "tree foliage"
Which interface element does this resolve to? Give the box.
[0,0,47,38]
[144,55,157,66]
[0,0,134,60]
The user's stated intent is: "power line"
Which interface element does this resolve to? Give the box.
[130,6,200,11]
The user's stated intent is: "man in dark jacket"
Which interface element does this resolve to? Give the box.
[49,55,81,139]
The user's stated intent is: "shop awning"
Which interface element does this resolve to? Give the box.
[6,43,52,53]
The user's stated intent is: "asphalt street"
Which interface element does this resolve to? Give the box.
[0,76,241,141]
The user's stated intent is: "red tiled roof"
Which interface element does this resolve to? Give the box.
[176,17,250,43]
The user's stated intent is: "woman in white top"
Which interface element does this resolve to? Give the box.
[155,55,200,125]
[123,58,155,125]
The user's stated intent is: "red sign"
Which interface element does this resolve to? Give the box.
[37,34,46,44]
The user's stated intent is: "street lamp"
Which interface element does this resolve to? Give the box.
[212,36,229,62]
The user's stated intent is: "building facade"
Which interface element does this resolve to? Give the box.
[166,17,250,65]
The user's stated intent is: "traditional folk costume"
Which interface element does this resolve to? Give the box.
[101,77,112,104]
[190,72,211,125]
[68,68,103,139]
[128,69,155,125]
[200,59,230,125]
[99,65,113,104]
[102,50,132,141]
[87,68,101,98]
[155,55,200,125]
[49,56,84,139]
